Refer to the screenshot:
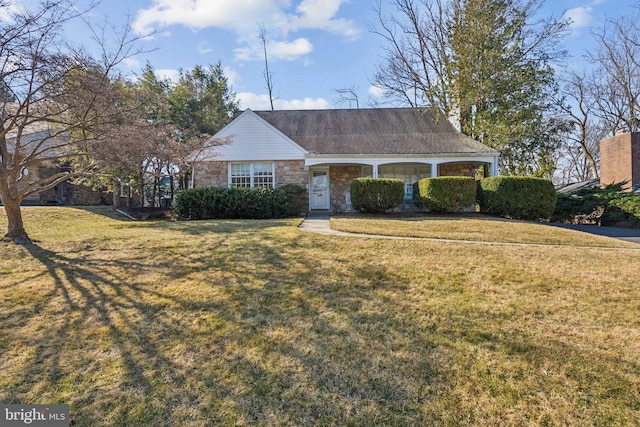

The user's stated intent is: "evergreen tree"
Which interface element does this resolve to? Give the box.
[374,0,570,176]
[169,62,240,137]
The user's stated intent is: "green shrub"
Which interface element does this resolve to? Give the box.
[279,183,308,217]
[173,186,288,220]
[610,194,640,225]
[478,176,557,220]
[350,178,404,213]
[552,182,640,227]
[413,176,476,213]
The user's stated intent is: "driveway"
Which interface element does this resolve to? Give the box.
[548,223,640,243]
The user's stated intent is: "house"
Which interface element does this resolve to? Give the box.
[600,131,640,191]
[3,112,108,205]
[193,108,500,212]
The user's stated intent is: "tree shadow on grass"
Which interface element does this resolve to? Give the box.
[3,242,213,425]
[4,231,637,425]
[2,232,445,425]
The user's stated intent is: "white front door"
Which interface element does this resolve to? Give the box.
[310,170,329,209]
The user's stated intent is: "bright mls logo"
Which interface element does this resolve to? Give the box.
[1,405,69,426]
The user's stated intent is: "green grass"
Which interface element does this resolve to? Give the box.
[331,214,640,248]
[1,207,640,426]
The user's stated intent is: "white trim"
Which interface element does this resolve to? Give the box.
[228,161,276,188]
[305,155,497,167]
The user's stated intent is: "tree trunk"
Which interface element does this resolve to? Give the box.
[2,196,30,244]
[584,149,600,180]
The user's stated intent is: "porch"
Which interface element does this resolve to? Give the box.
[307,157,498,213]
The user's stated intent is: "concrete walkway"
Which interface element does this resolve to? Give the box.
[298,214,422,240]
[298,214,640,247]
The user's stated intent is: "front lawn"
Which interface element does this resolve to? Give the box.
[331,214,640,247]
[1,207,639,425]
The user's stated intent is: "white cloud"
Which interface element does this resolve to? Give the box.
[133,0,279,35]
[132,0,359,63]
[368,85,385,98]
[0,1,21,23]
[565,6,593,30]
[156,68,180,83]
[133,0,358,38]
[238,92,331,110]
[235,38,314,62]
[270,38,314,60]
[276,97,331,110]
[123,56,141,69]
[291,0,360,40]
[223,66,240,87]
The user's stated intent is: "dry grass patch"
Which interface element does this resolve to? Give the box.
[1,207,639,425]
[331,214,640,248]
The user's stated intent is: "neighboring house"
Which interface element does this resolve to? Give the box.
[193,108,500,212]
[556,179,600,194]
[4,119,107,205]
[600,131,640,191]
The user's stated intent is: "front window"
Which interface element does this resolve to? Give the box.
[378,164,431,199]
[229,162,274,188]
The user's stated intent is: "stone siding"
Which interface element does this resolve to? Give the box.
[194,160,307,189]
[329,166,363,213]
[275,160,307,187]
[193,161,227,188]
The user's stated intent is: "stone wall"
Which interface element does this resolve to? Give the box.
[193,161,227,188]
[329,166,362,213]
[275,160,307,187]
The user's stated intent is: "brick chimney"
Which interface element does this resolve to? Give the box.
[599,131,640,191]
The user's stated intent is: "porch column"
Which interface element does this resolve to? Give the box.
[372,163,379,178]
[491,157,499,176]
[431,163,438,177]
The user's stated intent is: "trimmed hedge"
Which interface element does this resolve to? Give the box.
[413,176,476,213]
[350,178,404,213]
[279,183,308,217]
[478,176,557,220]
[173,186,288,219]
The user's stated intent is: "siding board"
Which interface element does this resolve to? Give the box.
[211,110,307,161]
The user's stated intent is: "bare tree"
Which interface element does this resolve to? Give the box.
[335,86,360,108]
[552,5,640,184]
[0,0,144,243]
[588,9,640,133]
[556,70,601,182]
[258,23,276,111]
[371,0,453,113]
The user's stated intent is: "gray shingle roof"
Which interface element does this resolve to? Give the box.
[254,108,498,156]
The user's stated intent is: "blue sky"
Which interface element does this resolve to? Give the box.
[9,0,638,110]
